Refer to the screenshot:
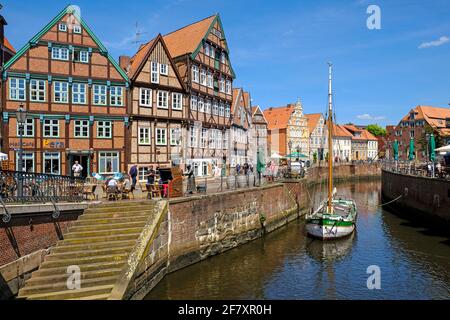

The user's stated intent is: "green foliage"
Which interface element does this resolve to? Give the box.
[367,124,386,137]
[417,124,443,153]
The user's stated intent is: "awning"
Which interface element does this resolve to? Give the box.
[65,149,94,155]
[0,152,8,161]
[434,145,450,153]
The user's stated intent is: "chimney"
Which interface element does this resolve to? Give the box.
[119,55,131,72]
[0,14,7,67]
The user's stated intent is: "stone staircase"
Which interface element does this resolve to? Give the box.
[17,201,160,300]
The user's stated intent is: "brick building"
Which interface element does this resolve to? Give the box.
[120,34,188,181]
[162,14,235,177]
[1,5,129,176]
[387,105,450,161]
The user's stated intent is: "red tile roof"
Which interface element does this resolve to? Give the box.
[127,38,156,79]
[305,113,322,134]
[4,37,15,53]
[163,15,216,58]
[332,124,353,138]
[263,105,295,130]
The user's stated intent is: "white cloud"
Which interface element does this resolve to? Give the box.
[418,36,450,49]
[356,114,386,121]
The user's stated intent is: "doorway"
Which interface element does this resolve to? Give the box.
[69,154,89,177]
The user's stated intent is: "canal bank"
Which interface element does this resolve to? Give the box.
[146,180,450,300]
[381,169,450,230]
[1,164,381,299]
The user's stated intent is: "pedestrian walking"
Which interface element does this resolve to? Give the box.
[129,164,138,191]
[184,165,195,194]
[146,166,156,186]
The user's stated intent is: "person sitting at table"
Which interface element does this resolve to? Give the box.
[107,178,118,191]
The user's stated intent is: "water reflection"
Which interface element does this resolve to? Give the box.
[146,180,450,300]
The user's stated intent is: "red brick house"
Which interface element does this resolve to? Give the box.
[1,5,129,176]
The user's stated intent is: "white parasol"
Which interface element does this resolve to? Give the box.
[0,152,8,161]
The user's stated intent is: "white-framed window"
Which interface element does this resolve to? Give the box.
[217,130,222,149]
[219,77,225,93]
[97,121,112,138]
[139,127,151,145]
[73,25,82,34]
[30,79,46,102]
[77,50,89,63]
[198,97,205,113]
[156,128,167,145]
[139,88,152,107]
[205,100,211,114]
[219,102,225,116]
[93,84,107,105]
[212,101,218,115]
[190,95,198,111]
[190,126,197,147]
[204,42,210,56]
[160,64,168,75]
[225,104,230,118]
[98,151,119,174]
[157,91,169,109]
[172,92,183,110]
[221,52,226,64]
[110,86,123,106]
[74,120,89,138]
[201,128,208,148]
[205,72,212,89]
[17,118,34,137]
[9,78,26,101]
[226,80,231,94]
[138,167,149,182]
[43,119,59,137]
[51,47,69,61]
[72,83,86,104]
[151,61,159,84]
[210,129,216,149]
[200,68,206,86]
[210,47,215,59]
[192,65,199,83]
[170,128,181,146]
[53,81,69,103]
[58,23,67,32]
[223,131,228,149]
[16,152,34,172]
[43,152,60,175]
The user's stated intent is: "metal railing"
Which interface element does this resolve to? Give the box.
[0,170,86,204]
[382,160,450,180]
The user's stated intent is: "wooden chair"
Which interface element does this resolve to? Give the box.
[106,186,119,201]
[83,184,97,200]
[121,187,134,200]
[150,184,162,199]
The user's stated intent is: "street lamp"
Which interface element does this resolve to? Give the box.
[288,140,292,178]
[296,145,300,162]
[16,104,28,199]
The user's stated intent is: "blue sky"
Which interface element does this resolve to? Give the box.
[2,0,450,126]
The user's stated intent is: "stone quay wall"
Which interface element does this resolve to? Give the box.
[381,170,450,226]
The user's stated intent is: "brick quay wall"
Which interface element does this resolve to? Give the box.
[381,170,450,227]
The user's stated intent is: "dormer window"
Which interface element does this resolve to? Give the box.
[59,23,67,32]
[410,112,415,120]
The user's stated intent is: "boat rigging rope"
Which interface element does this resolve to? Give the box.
[377,195,402,207]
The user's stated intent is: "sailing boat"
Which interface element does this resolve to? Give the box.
[305,63,357,240]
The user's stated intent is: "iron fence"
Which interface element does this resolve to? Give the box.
[382,160,450,180]
[0,170,86,203]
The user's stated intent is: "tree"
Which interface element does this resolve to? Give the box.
[417,124,443,156]
[367,124,386,137]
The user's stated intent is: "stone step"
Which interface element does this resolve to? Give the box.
[88,201,154,209]
[53,239,137,252]
[78,210,154,220]
[41,252,129,269]
[45,246,132,261]
[32,261,126,277]
[68,221,147,232]
[63,227,143,239]
[22,284,114,300]
[73,216,149,226]
[26,267,122,286]
[19,275,118,296]
[84,205,155,214]
[58,233,141,245]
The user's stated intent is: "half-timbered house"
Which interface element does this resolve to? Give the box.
[162,14,235,177]
[230,88,252,168]
[121,34,188,181]
[1,5,129,176]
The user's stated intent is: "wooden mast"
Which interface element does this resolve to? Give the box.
[327,62,333,213]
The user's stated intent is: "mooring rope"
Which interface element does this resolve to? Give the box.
[378,195,402,207]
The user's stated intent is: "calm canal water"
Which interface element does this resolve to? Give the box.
[146,180,450,300]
